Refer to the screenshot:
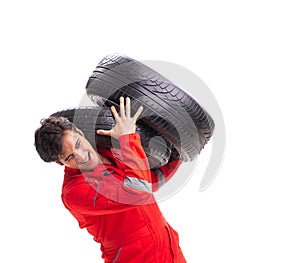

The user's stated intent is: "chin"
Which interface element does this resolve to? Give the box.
[80,163,97,171]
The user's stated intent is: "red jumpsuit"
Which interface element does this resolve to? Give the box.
[61,133,186,263]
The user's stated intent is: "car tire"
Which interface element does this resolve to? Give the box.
[85,53,214,161]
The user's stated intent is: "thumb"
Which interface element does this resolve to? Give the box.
[97,129,112,136]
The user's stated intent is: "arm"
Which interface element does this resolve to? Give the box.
[97,97,152,192]
[117,133,152,192]
[97,97,182,193]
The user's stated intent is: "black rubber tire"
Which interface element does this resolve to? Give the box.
[85,53,214,161]
[50,106,173,169]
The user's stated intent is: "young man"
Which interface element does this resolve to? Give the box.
[34,97,186,263]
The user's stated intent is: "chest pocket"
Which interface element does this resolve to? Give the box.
[85,168,126,205]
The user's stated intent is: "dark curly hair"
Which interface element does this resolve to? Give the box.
[34,116,79,163]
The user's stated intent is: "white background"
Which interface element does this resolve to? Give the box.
[1,0,300,262]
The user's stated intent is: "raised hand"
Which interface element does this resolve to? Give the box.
[96,97,143,139]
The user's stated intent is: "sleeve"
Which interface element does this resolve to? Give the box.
[150,159,182,192]
[114,133,152,193]
[116,133,182,193]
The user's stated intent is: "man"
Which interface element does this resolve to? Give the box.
[34,97,186,263]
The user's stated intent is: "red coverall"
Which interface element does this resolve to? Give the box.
[62,133,187,263]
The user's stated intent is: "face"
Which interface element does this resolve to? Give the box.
[58,130,100,171]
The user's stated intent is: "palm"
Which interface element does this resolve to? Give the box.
[97,97,143,139]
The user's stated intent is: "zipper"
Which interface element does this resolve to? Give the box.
[85,172,100,206]
[93,180,99,206]
[112,247,122,263]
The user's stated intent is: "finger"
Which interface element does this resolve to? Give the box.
[132,105,143,121]
[97,129,112,136]
[119,96,125,118]
[110,106,119,120]
[125,97,131,118]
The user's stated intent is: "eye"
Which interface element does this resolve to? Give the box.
[66,155,74,162]
[75,139,81,149]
